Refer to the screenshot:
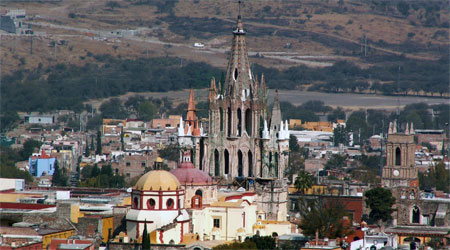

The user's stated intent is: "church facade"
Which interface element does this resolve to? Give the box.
[178,16,289,180]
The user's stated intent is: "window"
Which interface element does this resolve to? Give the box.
[213,218,220,228]
[133,197,139,209]
[126,173,130,177]
[141,162,146,167]
[395,147,401,166]
[147,198,156,209]
[166,198,174,209]
[126,162,131,166]
[412,206,420,223]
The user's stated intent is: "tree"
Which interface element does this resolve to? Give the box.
[298,199,352,238]
[327,107,345,122]
[158,144,179,162]
[52,161,68,186]
[289,135,300,153]
[214,235,275,250]
[419,161,449,193]
[21,139,42,160]
[142,220,151,250]
[397,1,410,16]
[85,138,90,157]
[0,146,33,183]
[106,1,120,10]
[294,170,314,194]
[333,125,348,146]
[96,131,102,155]
[100,98,128,119]
[324,154,347,170]
[138,101,157,121]
[364,187,395,224]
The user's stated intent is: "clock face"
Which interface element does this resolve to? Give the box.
[393,170,400,177]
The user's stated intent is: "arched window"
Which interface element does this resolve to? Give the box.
[227,107,232,137]
[412,206,420,223]
[224,149,230,175]
[133,197,139,209]
[195,189,203,197]
[147,198,155,209]
[248,151,253,177]
[219,108,224,132]
[214,149,220,176]
[199,139,204,171]
[234,68,238,81]
[237,109,242,136]
[166,198,174,209]
[395,147,401,166]
[238,150,243,177]
[245,109,252,136]
[274,152,279,178]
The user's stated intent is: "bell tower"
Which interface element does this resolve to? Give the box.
[382,121,418,188]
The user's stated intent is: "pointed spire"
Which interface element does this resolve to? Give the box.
[388,122,393,134]
[405,123,409,135]
[270,90,282,131]
[188,89,196,112]
[178,117,184,136]
[209,78,217,102]
[410,122,415,134]
[263,120,269,139]
[393,120,397,134]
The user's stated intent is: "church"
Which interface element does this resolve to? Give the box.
[178,15,290,180]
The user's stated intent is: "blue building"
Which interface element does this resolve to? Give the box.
[29,150,57,177]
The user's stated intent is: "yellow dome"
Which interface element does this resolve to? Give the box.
[156,157,163,163]
[134,170,180,191]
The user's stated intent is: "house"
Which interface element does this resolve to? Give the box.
[149,115,181,129]
[24,114,55,124]
[0,9,32,34]
[29,150,57,177]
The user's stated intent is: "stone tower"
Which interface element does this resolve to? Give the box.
[179,15,289,180]
[382,121,418,188]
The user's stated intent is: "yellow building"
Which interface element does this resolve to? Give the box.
[40,228,75,249]
[288,184,340,195]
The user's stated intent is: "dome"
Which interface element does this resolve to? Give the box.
[134,170,181,191]
[170,160,213,185]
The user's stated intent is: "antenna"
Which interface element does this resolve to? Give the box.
[238,0,242,18]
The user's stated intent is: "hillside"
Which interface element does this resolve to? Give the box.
[1,0,448,73]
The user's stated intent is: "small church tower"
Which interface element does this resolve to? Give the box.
[382,121,418,188]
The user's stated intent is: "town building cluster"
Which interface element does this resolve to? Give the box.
[1,13,449,250]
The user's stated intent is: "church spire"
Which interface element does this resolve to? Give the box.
[270,90,282,131]
[224,7,252,99]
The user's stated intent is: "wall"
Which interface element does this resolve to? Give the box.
[42,229,75,249]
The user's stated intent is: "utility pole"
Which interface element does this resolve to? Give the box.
[30,34,33,55]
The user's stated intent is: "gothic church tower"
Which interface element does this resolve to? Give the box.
[202,14,289,179]
[382,121,418,188]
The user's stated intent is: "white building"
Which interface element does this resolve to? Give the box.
[126,170,190,244]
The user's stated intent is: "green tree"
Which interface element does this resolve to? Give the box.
[298,199,352,238]
[0,146,33,183]
[324,154,347,170]
[52,161,68,186]
[289,135,300,153]
[21,139,42,160]
[158,144,179,162]
[106,1,120,10]
[294,170,314,194]
[397,1,410,16]
[364,187,396,224]
[96,130,102,155]
[85,138,90,157]
[327,107,345,122]
[142,220,151,250]
[138,101,157,121]
[419,161,449,193]
[100,98,128,119]
[333,125,348,146]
